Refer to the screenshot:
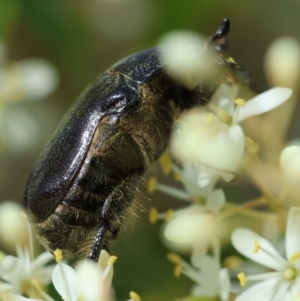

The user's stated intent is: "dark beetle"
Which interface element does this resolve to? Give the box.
[23,19,255,261]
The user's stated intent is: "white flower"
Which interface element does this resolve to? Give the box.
[171,84,292,180]
[168,242,230,301]
[149,160,226,254]
[52,249,115,301]
[151,161,225,212]
[231,207,300,301]
[0,281,19,300]
[0,246,54,297]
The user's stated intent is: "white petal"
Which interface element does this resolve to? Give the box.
[234,278,279,301]
[219,268,231,301]
[32,252,54,269]
[285,207,300,262]
[171,110,245,171]
[97,249,110,271]
[76,260,110,301]
[237,87,292,122]
[194,256,221,295]
[272,280,292,301]
[231,228,287,270]
[247,271,281,281]
[52,263,80,301]
[32,266,54,286]
[211,84,239,115]
[0,255,24,284]
[0,282,18,295]
[206,189,226,212]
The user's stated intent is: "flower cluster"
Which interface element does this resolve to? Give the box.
[146,32,300,300]
[0,204,140,301]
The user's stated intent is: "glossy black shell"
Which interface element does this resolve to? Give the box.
[24,48,165,221]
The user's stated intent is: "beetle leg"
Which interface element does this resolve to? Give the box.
[87,175,138,261]
[87,226,107,261]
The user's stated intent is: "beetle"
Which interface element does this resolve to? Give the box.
[23,19,256,262]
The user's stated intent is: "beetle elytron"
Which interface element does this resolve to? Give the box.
[23,19,256,261]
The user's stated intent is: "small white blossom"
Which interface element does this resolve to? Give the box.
[0,247,54,296]
[52,249,115,301]
[231,207,300,301]
[168,242,230,301]
[171,84,292,180]
[153,161,225,212]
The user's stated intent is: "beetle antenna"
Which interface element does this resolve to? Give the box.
[211,18,231,42]
[209,18,231,52]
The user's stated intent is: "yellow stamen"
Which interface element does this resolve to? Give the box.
[226,57,236,64]
[108,255,117,266]
[53,249,63,262]
[223,256,242,269]
[205,113,215,124]
[290,252,300,262]
[159,153,172,175]
[253,240,260,254]
[147,177,157,194]
[148,207,158,224]
[173,172,181,181]
[164,209,173,221]
[217,107,232,125]
[129,291,141,301]
[245,137,260,155]
[237,272,247,287]
[166,252,181,264]
[283,267,296,280]
[31,278,43,292]
[174,264,182,278]
[235,98,245,106]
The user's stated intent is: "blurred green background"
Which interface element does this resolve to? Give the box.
[1,0,300,300]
